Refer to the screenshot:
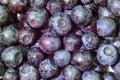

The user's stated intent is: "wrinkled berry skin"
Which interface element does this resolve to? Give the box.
[0,5,9,25]
[30,0,48,7]
[25,7,48,29]
[19,64,39,80]
[27,47,44,66]
[18,27,36,46]
[81,0,92,4]
[62,0,78,9]
[97,17,116,37]
[82,70,102,80]
[107,0,120,16]
[63,33,81,51]
[39,32,61,54]
[103,72,117,80]
[62,65,81,80]
[46,0,62,15]
[53,49,71,67]
[98,7,115,18]
[82,32,100,50]
[38,59,58,79]
[71,5,92,25]
[1,46,23,68]
[8,0,28,13]
[3,68,18,80]
[97,44,118,66]
[1,24,18,45]
[49,12,71,36]
[71,49,92,71]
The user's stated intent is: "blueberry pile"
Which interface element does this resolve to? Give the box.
[1,0,120,80]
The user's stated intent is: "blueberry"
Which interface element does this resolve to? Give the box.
[19,64,39,80]
[27,47,44,66]
[1,46,23,68]
[49,12,71,36]
[103,72,117,80]
[30,0,48,7]
[38,59,58,79]
[46,0,62,15]
[62,65,81,80]
[82,70,102,80]
[53,49,71,67]
[82,32,100,50]
[63,33,81,51]
[38,32,61,54]
[97,17,116,37]
[114,61,120,80]
[1,24,18,45]
[25,7,48,29]
[97,44,118,66]
[107,0,120,16]
[71,49,92,71]
[81,0,92,4]
[3,68,18,80]
[71,5,92,25]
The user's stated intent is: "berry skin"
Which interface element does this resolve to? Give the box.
[94,0,107,6]
[112,38,120,54]
[1,46,23,68]
[82,70,102,80]
[81,0,92,4]
[39,32,61,54]
[1,24,18,45]
[19,64,39,80]
[38,59,58,79]
[114,61,120,80]
[0,0,9,4]
[3,68,18,80]
[62,65,81,80]
[71,49,92,71]
[103,72,117,80]
[25,7,48,29]
[71,5,92,25]
[82,32,100,50]
[49,12,72,36]
[97,44,118,66]
[107,0,120,16]
[53,49,71,67]
[46,0,62,15]
[30,0,48,7]
[97,17,116,37]
[27,47,44,66]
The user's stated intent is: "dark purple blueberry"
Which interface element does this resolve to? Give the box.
[1,24,18,45]
[3,68,18,80]
[53,49,71,67]
[107,0,120,16]
[0,5,9,25]
[38,59,58,79]
[49,12,71,36]
[97,17,116,37]
[0,0,8,4]
[63,33,81,51]
[19,64,39,80]
[62,65,81,80]
[62,0,78,9]
[103,72,117,80]
[38,32,61,54]
[98,7,115,18]
[71,5,92,25]
[112,38,120,54]
[46,0,62,15]
[82,70,102,80]
[71,49,92,71]
[97,44,118,66]
[8,0,28,13]
[1,46,23,68]
[25,7,48,29]
[94,0,107,6]
[18,27,36,46]
[82,32,100,50]
[27,47,44,66]
[30,0,48,7]
[81,0,92,4]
